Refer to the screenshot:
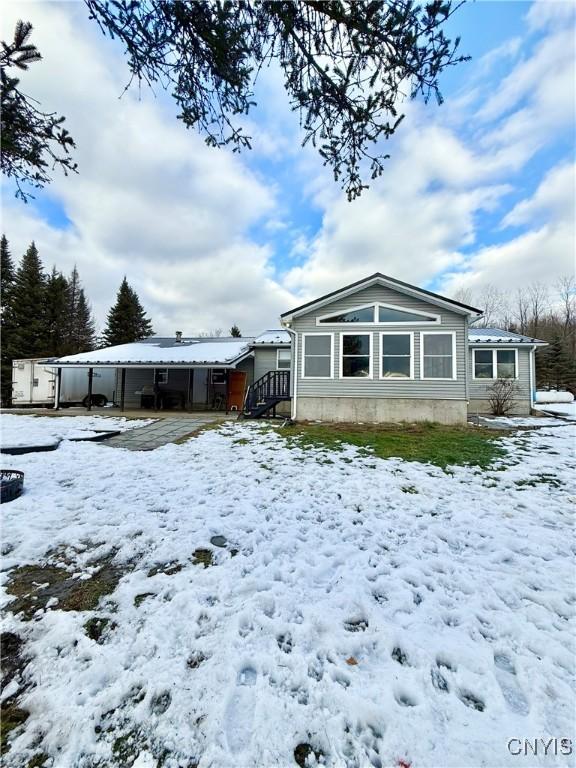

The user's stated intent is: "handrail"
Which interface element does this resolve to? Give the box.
[244,370,290,412]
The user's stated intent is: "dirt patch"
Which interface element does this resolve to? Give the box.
[1,632,27,693]
[84,616,116,643]
[192,549,213,568]
[5,558,124,620]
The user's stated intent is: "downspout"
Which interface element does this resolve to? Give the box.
[282,323,298,420]
[464,317,469,405]
[529,345,535,410]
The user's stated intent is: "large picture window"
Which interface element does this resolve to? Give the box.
[473,348,517,379]
[302,334,332,378]
[381,333,413,379]
[421,333,456,379]
[341,333,371,378]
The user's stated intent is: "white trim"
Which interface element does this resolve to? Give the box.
[276,348,291,370]
[339,332,373,379]
[283,275,481,321]
[301,332,334,379]
[529,345,535,409]
[472,347,519,380]
[379,331,414,380]
[316,301,440,327]
[420,331,457,381]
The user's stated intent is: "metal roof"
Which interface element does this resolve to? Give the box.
[468,328,548,345]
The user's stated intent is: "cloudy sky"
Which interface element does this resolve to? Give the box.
[2,1,575,336]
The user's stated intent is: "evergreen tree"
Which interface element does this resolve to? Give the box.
[230,324,241,338]
[6,241,48,360]
[73,288,96,352]
[1,234,16,404]
[103,277,153,346]
[537,333,576,391]
[64,265,95,353]
[45,267,69,356]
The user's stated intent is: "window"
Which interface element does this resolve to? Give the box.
[421,333,455,379]
[341,333,371,378]
[317,303,440,325]
[378,306,437,323]
[155,369,169,385]
[381,333,413,379]
[276,349,291,370]
[303,334,332,378]
[473,349,517,379]
[320,305,375,323]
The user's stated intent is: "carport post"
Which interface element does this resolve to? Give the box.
[53,367,62,410]
[87,367,94,411]
[120,368,126,412]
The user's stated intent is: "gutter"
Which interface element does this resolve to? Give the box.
[529,344,535,409]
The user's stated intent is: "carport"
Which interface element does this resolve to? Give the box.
[51,336,255,413]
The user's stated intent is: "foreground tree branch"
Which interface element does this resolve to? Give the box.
[1,21,78,202]
[86,0,468,199]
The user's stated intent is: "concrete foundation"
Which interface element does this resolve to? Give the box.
[467,398,531,417]
[295,397,468,425]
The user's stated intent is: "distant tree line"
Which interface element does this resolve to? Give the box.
[453,278,576,393]
[1,234,153,404]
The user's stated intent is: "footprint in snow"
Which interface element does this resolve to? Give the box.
[224,666,257,754]
[494,653,530,716]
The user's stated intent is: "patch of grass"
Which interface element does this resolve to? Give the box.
[192,549,213,568]
[84,616,116,642]
[280,421,507,469]
[0,702,29,753]
[515,473,562,489]
[5,557,124,620]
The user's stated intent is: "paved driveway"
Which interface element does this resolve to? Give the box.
[102,414,230,450]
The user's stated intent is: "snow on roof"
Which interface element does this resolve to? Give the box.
[55,339,251,366]
[253,330,291,345]
[468,327,547,345]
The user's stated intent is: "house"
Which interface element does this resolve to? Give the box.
[279,273,546,423]
[50,273,546,421]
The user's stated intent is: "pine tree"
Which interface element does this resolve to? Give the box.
[1,235,16,404]
[73,288,96,352]
[45,267,69,356]
[537,333,576,391]
[64,266,95,353]
[6,241,48,360]
[103,277,153,346]
[230,324,241,337]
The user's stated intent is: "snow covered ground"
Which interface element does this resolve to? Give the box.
[533,403,576,420]
[1,416,575,768]
[0,413,154,449]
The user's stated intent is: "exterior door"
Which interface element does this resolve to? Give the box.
[227,370,247,411]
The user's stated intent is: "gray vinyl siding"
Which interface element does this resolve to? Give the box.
[468,346,532,403]
[236,356,254,386]
[253,347,289,381]
[293,285,467,400]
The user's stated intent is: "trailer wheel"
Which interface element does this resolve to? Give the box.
[82,394,108,408]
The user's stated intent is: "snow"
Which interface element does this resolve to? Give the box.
[253,330,291,345]
[534,403,576,420]
[56,340,250,365]
[1,415,575,768]
[535,391,574,404]
[0,414,154,449]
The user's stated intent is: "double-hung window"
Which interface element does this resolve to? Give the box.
[277,349,291,370]
[380,333,413,379]
[341,333,371,378]
[302,334,332,378]
[473,349,517,379]
[421,332,456,379]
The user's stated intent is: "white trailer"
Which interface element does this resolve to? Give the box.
[12,359,116,407]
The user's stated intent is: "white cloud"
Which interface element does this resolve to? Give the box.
[2,2,295,334]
